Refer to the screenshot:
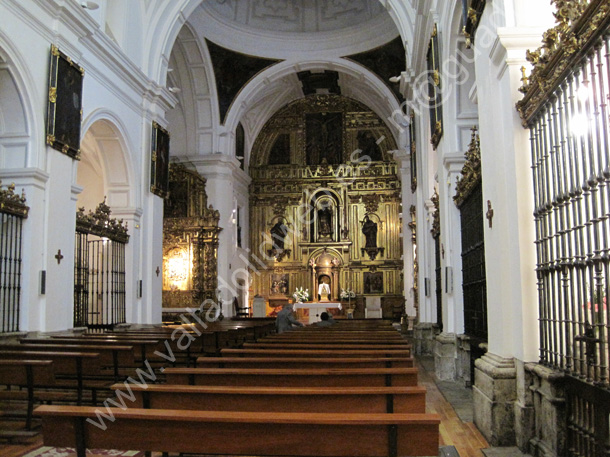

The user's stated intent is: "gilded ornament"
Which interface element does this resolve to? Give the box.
[517,0,609,126]
[0,181,29,218]
[454,126,481,207]
[49,87,57,103]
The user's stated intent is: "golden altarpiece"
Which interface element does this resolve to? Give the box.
[249,94,404,319]
[162,164,221,321]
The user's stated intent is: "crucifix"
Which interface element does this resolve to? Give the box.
[55,249,64,264]
[486,200,494,228]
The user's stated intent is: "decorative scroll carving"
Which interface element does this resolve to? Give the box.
[0,181,28,218]
[76,198,129,243]
[361,194,380,213]
[454,127,481,208]
[517,0,610,126]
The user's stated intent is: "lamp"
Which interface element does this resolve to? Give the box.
[389,75,401,83]
[80,1,99,10]
[168,87,181,93]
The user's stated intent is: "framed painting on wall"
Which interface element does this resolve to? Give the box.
[46,44,84,159]
[151,121,170,198]
[270,274,289,296]
[363,272,383,294]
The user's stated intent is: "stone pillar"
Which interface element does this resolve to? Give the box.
[525,364,565,457]
[473,353,517,446]
[413,322,439,356]
[434,332,457,381]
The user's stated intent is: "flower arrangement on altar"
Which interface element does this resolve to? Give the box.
[340,288,356,300]
[293,287,310,303]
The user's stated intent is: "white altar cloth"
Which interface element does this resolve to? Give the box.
[293,302,342,324]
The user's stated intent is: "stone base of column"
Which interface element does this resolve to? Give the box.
[524,363,566,457]
[434,332,457,381]
[413,323,440,356]
[473,353,517,446]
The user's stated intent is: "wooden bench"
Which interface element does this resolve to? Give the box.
[222,348,411,358]
[196,356,414,369]
[0,343,136,381]
[0,360,63,430]
[109,384,426,413]
[162,367,419,387]
[35,405,440,457]
[22,337,163,367]
[0,350,107,405]
[243,343,412,350]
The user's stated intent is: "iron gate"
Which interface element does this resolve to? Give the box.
[0,183,28,333]
[74,202,128,330]
[517,2,610,455]
[459,181,488,380]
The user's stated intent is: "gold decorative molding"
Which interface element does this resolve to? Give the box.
[0,181,29,218]
[76,198,129,243]
[163,165,221,308]
[454,127,481,208]
[361,194,380,213]
[517,0,610,126]
[431,189,440,238]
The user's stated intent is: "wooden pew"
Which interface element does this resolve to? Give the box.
[0,343,135,381]
[109,384,427,414]
[35,405,441,457]
[0,360,61,430]
[0,351,105,405]
[162,367,419,387]
[222,348,411,358]
[242,343,412,350]
[22,337,163,367]
[196,356,414,369]
[256,337,407,344]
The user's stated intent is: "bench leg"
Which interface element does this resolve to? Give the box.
[73,417,87,457]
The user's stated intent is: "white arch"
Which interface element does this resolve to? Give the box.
[80,110,138,209]
[223,59,404,154]
[0,31,41,170]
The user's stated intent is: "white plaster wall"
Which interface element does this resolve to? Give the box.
[473,3,547,362]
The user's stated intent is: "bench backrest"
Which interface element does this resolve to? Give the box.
[163,367,419,387]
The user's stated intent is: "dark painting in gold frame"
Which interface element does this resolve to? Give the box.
[150,121,170,198]
[46,45,84,160]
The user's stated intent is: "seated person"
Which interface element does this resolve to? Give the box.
[315,312,335,327]
[275,303,304,334]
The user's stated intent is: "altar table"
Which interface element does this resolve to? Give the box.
[294,302,342,324]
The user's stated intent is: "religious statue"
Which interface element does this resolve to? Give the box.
[318,279,331,302]
[318,206,332,238]
[270,220,288,250]
[362,215,378,248]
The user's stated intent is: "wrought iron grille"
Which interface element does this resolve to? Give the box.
[528,36,610,386]
[0,213,24,333]
[74,231,89,328]
[460,182,487,340]
[518,3,610,455]
[0,183,28,333]
[74,201,128,330]
[435,235,443,331]
[74,234,126,329]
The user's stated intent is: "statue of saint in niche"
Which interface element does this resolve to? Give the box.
[318,206,333,239]
[362,215,378,248]
[270,220,288,250]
